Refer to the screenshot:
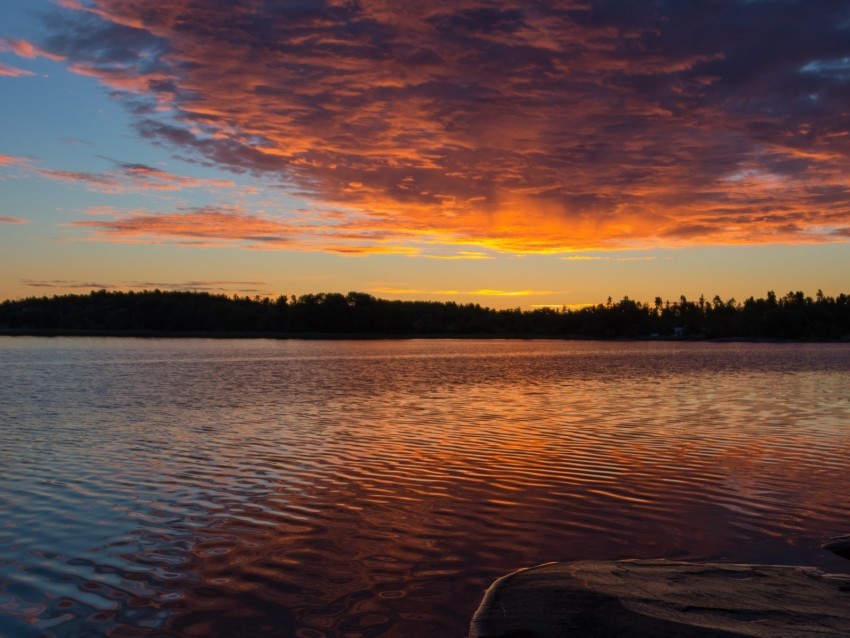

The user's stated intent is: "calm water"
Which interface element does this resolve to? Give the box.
[1,338,849,637]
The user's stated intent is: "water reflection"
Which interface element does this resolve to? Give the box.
[1,338,849,636]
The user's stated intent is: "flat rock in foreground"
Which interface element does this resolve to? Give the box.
[469,560,850,638]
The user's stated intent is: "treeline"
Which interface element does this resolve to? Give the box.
[1,289,850,340]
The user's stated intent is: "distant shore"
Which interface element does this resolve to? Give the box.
[3,327,848,343]
[0,328,667,340]
[3,289,849,341]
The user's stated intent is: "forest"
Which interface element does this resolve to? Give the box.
[1,289,849,340]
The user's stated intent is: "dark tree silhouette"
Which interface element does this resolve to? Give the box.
[1,289,849,340]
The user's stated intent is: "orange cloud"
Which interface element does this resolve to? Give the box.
[34,1,850,252]
[0,216,29,224]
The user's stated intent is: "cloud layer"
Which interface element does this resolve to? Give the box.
[41,159,234,193]
[67,205,428,254]
[21,278,270,294]
[0,151,234,194]
[32,0,850,251]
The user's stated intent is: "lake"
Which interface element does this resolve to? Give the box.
[1,337,849,637]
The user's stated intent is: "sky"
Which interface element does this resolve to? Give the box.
[1,0,849,309]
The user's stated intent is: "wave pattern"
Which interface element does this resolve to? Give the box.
[1,338,849,637]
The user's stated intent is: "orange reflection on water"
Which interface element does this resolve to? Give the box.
[2,339,849,637]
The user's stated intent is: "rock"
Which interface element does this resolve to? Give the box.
[469,559,850,638]
[823,535,850,560]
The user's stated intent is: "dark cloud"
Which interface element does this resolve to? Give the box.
[128,280,270,293]
[37,0,850,250]
[22,279,114,289]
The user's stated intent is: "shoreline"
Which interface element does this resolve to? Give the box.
[1,328,848,343]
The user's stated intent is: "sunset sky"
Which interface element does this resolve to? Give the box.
[2,0,849,308]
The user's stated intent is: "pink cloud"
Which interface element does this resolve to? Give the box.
[0,37,64,61]
[34,161,233,193]
[67,205,431,254]
[68,207,293,247]
[0,154,22,167]
[0,216,29,224]
[0,62,34,77]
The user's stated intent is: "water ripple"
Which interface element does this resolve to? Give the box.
[1,338,849,636]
